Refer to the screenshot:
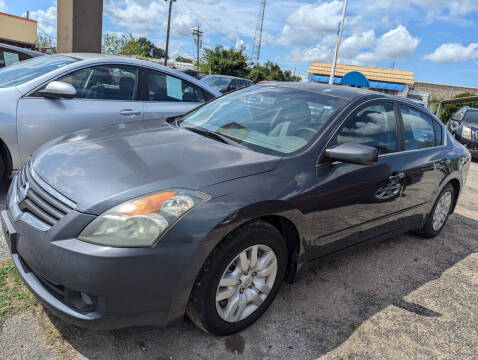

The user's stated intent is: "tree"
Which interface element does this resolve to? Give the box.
[36,33,55,51]
[248,61,302,83]
[440,92,478,123]
[102,34,166,59]
[199,45,249,77]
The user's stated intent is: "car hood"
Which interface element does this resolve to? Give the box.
[32,121,281,214]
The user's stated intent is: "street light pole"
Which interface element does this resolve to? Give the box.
[164,0,176,66]
[329,0,348,85]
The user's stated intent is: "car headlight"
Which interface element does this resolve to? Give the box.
[462,126,472,140]
[78,189,210,247]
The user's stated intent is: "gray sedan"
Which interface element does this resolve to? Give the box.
[0,53,221,180]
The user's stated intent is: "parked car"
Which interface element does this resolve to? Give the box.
[180,69,207,80]
[201,74,253,94]
[0,53,221,180]
[448,107,478,158]
[0,43,44,68]
[2,83,470,335]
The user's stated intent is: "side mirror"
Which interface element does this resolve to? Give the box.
[0,59,5,68]
[38,81,76,99]
[326,143,378,165]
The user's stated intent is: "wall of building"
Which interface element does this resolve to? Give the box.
[413,81,478,100]
[57,0,103,53]
[0,12,37,46]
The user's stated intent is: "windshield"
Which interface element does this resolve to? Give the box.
[464,110,478,123]
[201,75,230,90]
[180,85,346,155]
[0,55,77,88]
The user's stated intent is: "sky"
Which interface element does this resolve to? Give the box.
[2,0,478,87]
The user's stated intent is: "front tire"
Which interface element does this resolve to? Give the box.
[186,221,288,335]
[417,183,454,238]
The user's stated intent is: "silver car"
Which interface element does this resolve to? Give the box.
[0,53,221,179]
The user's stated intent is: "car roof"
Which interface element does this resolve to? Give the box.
[0,43,44,57]
[260,82,385,100]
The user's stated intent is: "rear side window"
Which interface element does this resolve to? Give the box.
[57,65,138,100]
[433,120,443,145]
[336,103,397,154]
[399,105,436,150]
[146,69,205,103]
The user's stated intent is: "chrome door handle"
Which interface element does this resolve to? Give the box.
[120,109,141,116]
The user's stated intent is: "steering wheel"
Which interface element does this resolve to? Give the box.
[293,127,316,140]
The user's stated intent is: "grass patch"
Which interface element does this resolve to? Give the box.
[0,259,37,322]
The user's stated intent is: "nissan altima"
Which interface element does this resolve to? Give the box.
[1,83,471,335]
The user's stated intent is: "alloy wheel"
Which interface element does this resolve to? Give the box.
[432,190,452,231]
[215,244,278,322]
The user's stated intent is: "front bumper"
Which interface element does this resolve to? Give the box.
[2,197,210,329]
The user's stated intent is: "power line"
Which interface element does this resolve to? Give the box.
[181,0,237,45]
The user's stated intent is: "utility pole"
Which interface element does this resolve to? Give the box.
[164,0,176,66]
[329,0,348,85]
[192,26,203,71]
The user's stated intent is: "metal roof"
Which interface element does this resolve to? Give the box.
[308,62,414,85]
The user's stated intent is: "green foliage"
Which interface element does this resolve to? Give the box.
[102,34,166,59]
[248,61,302,83]
[176,56,193,64]
[199,45,249,78]
[440,92,478,123]
[36,33,55,52]
[0,260,36,323]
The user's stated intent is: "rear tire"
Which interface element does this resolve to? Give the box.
[186,220,288,335]
[417,183,454,238]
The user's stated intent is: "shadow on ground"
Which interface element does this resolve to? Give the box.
[39,211,478,360]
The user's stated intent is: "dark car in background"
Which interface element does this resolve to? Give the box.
[448,107,478,157]
[201,74,253,94]
[0,43,44,68]
[2,83,470,336]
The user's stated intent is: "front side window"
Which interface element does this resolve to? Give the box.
[180,85,346,155]
[336,103,397,154]
[399,105,436,150]
[57,65,138,100]
[0,55,76,88]
[146,70,205,103]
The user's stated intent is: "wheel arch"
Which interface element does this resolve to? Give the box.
[0,136,12,176]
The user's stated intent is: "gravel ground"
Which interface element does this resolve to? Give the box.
[1,162,478,360]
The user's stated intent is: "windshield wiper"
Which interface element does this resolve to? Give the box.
[184,126,245,147]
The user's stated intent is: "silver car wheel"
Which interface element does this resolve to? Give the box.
[432,190,452,231]
[215,244,278,323]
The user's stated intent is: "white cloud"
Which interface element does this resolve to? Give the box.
[374,25,420,59]
[424,43,478,63]
[26,4,57,38]
[287,25,419,65]
[278,1,361,47]
[104,0,166,35]
[0,0,7,12]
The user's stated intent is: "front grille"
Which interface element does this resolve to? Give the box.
[16,160,76,228]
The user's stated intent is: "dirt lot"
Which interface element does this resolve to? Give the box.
[1,162,477,360]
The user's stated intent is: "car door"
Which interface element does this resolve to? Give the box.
[309,101,406,258]
[16,64,143,161]
[142,68,206,122]
[396,103,449,227]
